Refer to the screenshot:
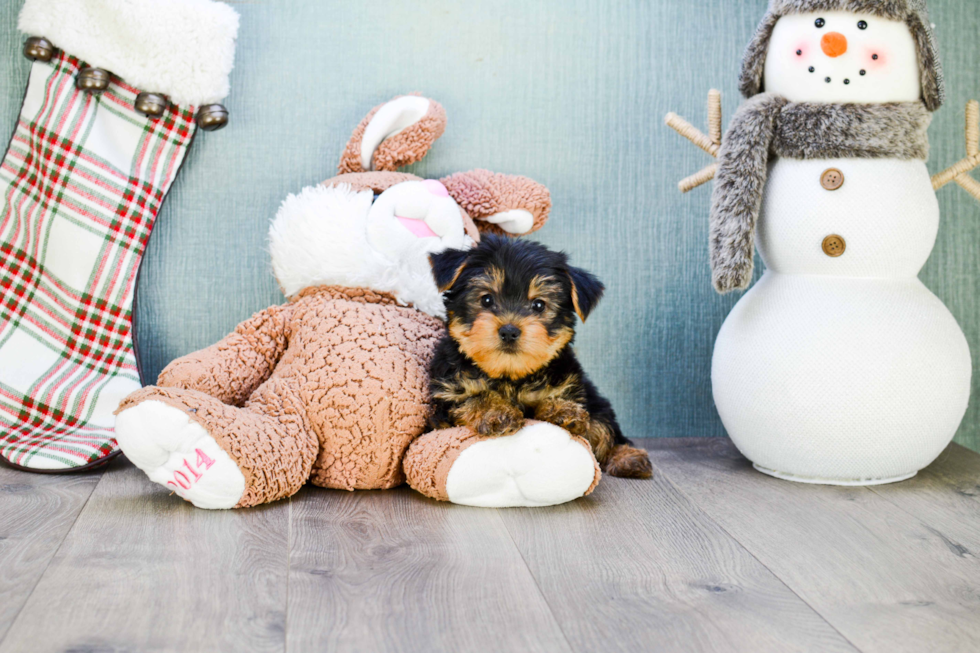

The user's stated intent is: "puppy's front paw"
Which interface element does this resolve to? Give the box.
[473,405,525,438]
[536,400,589,436]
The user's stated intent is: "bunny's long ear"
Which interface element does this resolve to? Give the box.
[440,169,551,237]
[338,95,447,174]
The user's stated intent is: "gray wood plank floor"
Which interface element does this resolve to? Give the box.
[0,439,978,653]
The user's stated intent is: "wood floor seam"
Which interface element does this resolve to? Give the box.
[645,456,865,653]
[646,438,980,652]
[864,485,980,567]
[495,508,578,653]
[3,439,978,652]
[285,495,292,653]
[0,468,105,651]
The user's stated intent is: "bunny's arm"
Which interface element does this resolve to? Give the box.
[156,304,293,406]
[709,93,786,294]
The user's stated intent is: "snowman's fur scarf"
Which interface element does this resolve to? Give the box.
[269,184,449,319]
[710,94,786,294]
[740,0,945,111]
[774,101,931,160]
[710,96,931,293]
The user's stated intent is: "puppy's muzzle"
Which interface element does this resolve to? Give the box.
[498,324,522,344]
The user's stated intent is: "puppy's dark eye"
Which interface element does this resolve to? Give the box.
[857,20,868,30]
[480,294,494,309]
[531,299,546,313]
[815,17,825,28]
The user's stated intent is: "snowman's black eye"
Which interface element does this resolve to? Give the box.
[815,18,826,28]
[857,20,868,30]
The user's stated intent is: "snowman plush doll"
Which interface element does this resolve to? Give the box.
[677,0,979,485]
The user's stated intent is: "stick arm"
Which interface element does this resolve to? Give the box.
[665,90,723,193]
[932,100,980,203]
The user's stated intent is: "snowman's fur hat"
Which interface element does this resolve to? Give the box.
[740,0,945,111]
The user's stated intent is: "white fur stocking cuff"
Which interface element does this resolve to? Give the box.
[18,0,239,106]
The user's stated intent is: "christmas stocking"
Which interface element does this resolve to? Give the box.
[0,0,238,471]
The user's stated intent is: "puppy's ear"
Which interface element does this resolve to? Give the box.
[567,266,604,322]
[429,248,471,292]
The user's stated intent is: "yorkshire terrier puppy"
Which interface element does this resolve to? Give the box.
[427,235,652,478]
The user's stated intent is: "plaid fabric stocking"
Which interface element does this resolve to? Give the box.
[1,0,238,471]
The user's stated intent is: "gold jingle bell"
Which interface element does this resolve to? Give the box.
[135,92,169,119]
[23,36,54,62]
[76,67,111,93]
[196,104,229,131]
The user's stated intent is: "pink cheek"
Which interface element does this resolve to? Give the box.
[793,42,811,63]
[864,46,888,70]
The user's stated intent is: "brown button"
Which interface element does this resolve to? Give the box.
[822,234,846,257]
[820,168,844,190]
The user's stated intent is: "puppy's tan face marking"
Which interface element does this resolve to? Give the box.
[449,315,569,380]
[449,271,573,380]
[526,274,566,319]
[447,264,576,381]
[466,266,505,298]
[528,275,559,301]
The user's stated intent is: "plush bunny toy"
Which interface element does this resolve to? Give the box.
[114,95,601,509]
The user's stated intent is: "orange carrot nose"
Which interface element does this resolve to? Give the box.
[821,32,848,57]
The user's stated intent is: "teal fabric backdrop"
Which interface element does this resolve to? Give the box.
[2,0,979,451]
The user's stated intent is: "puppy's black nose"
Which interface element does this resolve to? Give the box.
[498,324,522,343]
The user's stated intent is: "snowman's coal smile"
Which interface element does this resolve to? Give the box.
[806,65,868,85]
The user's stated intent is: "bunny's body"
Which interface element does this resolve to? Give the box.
[119,285,443,505]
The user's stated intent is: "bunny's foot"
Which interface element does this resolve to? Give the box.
[404,420,600,507]
[115,383,316,509]
[115,395,246,509]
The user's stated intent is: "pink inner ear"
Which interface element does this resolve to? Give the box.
[423,179,449,197]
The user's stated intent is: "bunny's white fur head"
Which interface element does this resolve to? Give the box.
[269,182,470,319]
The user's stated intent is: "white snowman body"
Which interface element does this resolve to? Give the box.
[712,10,972,484]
